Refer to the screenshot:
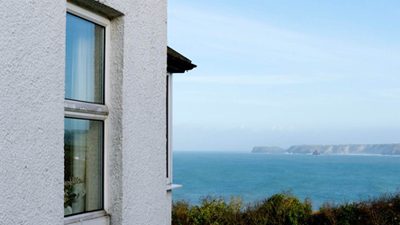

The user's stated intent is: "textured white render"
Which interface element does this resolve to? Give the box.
[0,0,66,224]
[0,0,168,224]
[101,0,169,224]
[166,191,173,222]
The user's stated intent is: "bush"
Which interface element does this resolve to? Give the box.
[243,192,311,225]
[309,190,400,225]
[172,192,311,225]
[172,196,245,225]
[172,190,400,225]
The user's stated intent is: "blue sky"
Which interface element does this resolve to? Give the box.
[168,1,400,151]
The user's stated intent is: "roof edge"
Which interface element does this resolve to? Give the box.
[167,46,197,73]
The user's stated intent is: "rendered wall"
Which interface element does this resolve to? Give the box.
[0,0,168,224]
[0,0,66,224]
[103,0,168,224]
[167,191,173,222]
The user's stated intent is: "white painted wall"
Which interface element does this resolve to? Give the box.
[0,0,66,224]
[167,191,173,223]
[0,0,168,224]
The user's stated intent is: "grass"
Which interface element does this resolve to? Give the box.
[172,189,400,225]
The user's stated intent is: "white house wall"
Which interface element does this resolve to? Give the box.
[0,0,168,224]
[0,0,66,224]
[166,191,172,222]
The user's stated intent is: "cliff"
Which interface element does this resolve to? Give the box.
[253,144,400,155]
[252,146,286,154]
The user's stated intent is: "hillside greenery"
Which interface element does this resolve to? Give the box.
[172,190,400,225]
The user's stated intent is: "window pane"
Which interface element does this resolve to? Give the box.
[64,118,103,216]
[66,13,105,104]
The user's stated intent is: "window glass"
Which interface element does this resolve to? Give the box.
[166,76,169,178]
[65,13,105,104]
[64,118,103,216]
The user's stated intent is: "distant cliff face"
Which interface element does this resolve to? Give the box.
[253,144,400,155]
[252,146,286,153]
[287,144,400,155]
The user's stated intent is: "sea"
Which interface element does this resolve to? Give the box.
[172,152,400,210]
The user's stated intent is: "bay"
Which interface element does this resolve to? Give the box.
[172,152,400,210]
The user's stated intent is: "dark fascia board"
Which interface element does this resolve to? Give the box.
[68,0,124,19]
[167,46,197,73]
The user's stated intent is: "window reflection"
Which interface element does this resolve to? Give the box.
[64,118,103,216]
[65,13,105,104]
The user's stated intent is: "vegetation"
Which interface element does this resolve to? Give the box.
[64,177,83,208]
[172,190,400,225]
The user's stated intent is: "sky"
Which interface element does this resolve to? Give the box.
[167,0,400,152]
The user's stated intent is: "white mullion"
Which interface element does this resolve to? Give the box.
[64,99,109,116]
[64,111,107,121]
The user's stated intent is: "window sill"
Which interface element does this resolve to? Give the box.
[64,210,109,225]
[167,184,183,191]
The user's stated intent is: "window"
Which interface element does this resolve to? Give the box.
[64,3,110,217]
[166,72,182,190]
[166,73,172,184]
[65,12,105,104]
[64,118,103,215]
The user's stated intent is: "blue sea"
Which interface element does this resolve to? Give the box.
[172,152,400,210]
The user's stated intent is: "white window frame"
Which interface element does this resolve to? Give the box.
[166,72,173,185]
[64,2,111,224]
[166,72,183,191]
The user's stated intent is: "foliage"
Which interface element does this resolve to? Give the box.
[64,177,83,208]
[309,189,400,225]
[244,192,312,225]
[172,196,245,225]
[172,190,400,225]
[172,191,311,225]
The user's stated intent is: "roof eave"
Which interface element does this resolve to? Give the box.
[167,47,197,74]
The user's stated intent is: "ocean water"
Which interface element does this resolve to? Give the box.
[172,152,400,210]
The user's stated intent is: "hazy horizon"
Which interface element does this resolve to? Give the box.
[168,1,400,152]
[174,142,400,153]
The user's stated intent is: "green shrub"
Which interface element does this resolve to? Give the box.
[309,190,400,225]
[172,196,245,225]
[172,192,311,225]
[172,199,191,225]
[244,192,311,225]
[172,190,400,225]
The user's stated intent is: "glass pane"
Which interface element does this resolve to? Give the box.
[64,118,103,216]
[66,13,105,104]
